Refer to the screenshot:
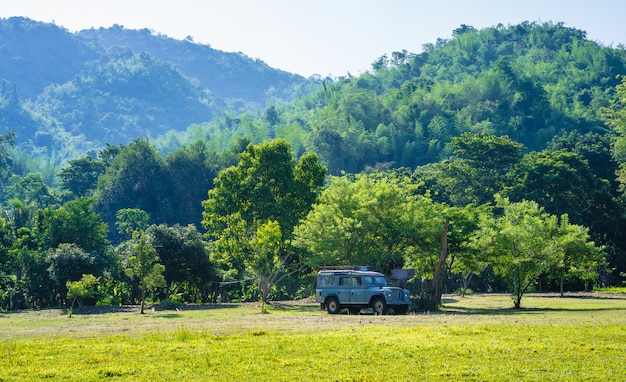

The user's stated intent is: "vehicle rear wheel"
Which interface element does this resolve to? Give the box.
[326,297,340,314]
[371,297,387,315]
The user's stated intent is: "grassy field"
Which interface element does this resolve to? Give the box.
[1,293,625,381]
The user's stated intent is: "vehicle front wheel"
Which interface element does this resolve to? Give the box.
[326,297,341,314]
[371,297,387,315]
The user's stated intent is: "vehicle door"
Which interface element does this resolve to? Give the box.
[337,275,352,303]
[349,276,367,303]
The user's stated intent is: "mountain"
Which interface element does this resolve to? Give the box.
[77,26,307,104]
[0,17,315,161]
[233,21,626,174]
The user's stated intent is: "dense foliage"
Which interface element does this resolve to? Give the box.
[1,21,625,310]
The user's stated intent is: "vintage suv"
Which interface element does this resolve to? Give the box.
[315,267,412,314]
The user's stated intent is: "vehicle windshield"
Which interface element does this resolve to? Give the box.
[364,275,388,286]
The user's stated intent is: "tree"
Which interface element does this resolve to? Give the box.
[603,76,626,190]
[552,215,605,296]
[116,208,150,238]
[251,220,283,311]
[449,133,524,205]
[3,173,58,208]
[46,243,107,303]
[504,150,615,228]
[202,140,326,303]
[164,141,219,227]
[95,139,170,242]
[125,231,165,314]
[442,204,492,297]
[0,131,15,191]
[0,216,14,274]
[59,156,106,198]
[547,131,618,190]
[35,197,109,255]
[477,196,561,308]
[66,274,100,313]
[293,173,441,274]
[416,133,524,206]
[503,149,623,280]
[0,216,16,309]
[146,224,215,303]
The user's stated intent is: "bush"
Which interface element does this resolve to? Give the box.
[158,295,184,310]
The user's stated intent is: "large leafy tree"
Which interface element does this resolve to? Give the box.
[0,217,14,272]
[442,204,492,297]
[46,243,107,303]
[504,149,623,246]
[417,133,523,206]
[202,139,326,302]
[164,141,219,227]
[35,197,109,255]
[203,139,326,237]
[95,139,170,242]
[547,131,618,190]
[293,173,441,274]
[115,208,150,238]
[477,197,557,308]
[146,224,215,303]
[58,156,106,198]
[474,196,603,308]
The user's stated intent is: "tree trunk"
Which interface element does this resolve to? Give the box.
[431,220,450,308]
[140,278,146,314]
[259,276,270,313]
[461,273,473,297]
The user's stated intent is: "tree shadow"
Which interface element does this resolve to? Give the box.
[157,313,183,319]
[443,305,626,316]
[266,301,320,313]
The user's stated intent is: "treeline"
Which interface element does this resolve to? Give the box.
[0,134,617,311]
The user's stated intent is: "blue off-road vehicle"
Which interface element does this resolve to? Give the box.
[315,267,412,315]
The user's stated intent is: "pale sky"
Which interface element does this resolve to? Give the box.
[1,0,624,78]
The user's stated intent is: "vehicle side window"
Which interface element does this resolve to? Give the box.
[363,276,373,285]
[338,276,351,286]
[352,277,363,286]
[318,275,335,287]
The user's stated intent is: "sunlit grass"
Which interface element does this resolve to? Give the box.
[594,286,626,293]
[1,293,625,381]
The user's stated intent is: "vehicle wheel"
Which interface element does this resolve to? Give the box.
[371,297,387,315]
[326,297,340,314]
[348,307,361,315]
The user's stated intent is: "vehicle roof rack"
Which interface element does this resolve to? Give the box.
[318,265,371,271]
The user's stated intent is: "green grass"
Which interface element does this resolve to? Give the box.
[1,293,626,381]
[594,286,626,293]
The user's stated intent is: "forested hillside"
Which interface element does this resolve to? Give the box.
[1,20,626,311]
[174,22,625,174]
[0,17,312,167]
